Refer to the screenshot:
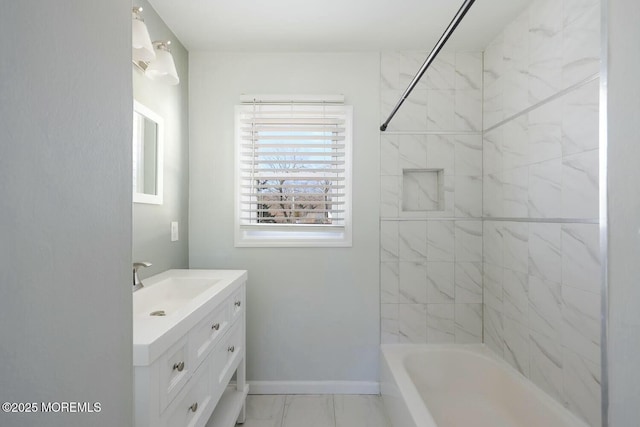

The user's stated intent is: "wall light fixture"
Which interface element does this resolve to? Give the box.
[145,41,180,85]
[132,7,154,62]
[131,6,180,86]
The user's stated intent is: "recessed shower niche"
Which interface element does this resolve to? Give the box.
[402,168,444,212]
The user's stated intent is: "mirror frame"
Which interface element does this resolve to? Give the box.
[133,100,164,205]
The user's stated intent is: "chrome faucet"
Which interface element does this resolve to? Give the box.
[133,262,152,292]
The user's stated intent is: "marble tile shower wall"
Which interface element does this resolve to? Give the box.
[379,51,484,346]
[481,0,601,426]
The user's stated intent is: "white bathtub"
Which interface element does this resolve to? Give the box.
[380,344,588,427]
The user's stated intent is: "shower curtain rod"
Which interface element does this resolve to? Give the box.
[380,0,476,132]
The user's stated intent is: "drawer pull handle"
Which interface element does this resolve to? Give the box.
[173,361,185,372]
[212,323,220,331]
[190,402,198,413]
[228,345,235,353]
[235,301,241,307]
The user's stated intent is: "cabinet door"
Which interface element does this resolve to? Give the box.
[229,285,244,322]
[164,354,213,427]
[189,302,229,370]
[214,320,244,389]
[159,335,191,412]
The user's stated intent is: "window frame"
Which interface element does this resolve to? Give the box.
[234,98,353,248]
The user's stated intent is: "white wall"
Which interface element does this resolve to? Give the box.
[133,0,190,278]
[0,1,133,426]
[189,52,380,385]
[606,0,640,424]
[481,0,601,425]
[378,51,485,345]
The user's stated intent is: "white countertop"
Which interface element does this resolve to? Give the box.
[133,269,247,366]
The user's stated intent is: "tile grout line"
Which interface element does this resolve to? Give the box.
[380,217,598,224]
[483,73,600,133]
[332,394,337,427]
[481,50,486,346]
[279,395,287,427]
[381,130,482,135]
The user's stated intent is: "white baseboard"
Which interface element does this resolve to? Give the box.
[248,381,380,395]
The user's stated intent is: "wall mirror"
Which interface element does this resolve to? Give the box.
[133,100,164,204]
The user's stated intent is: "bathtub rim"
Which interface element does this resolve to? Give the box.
[381,343,491,427]
[380,343,590,427]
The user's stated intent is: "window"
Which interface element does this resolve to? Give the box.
[235,96,352,247]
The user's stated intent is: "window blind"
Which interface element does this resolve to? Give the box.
[237,102,351,228]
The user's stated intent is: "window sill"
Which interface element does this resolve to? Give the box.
[235,227,352,248]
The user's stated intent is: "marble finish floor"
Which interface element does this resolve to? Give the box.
[238,394,391,427]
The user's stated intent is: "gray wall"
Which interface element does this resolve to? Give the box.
[0,2,133,426]
[133,0,189,278]
[189,52,381,384]
[606,0,640,424]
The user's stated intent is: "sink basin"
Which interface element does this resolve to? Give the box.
[132,269,247,366]
[133,277,220,318]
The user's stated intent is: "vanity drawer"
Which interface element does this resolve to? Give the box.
[159,336,191,412]
[229,285,244,321]
[207,331,232,408]
[163,355,213,427]
[213,320,244,388]
[189,303,229,370]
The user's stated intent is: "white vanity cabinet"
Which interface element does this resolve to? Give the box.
[133,270,248,427]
